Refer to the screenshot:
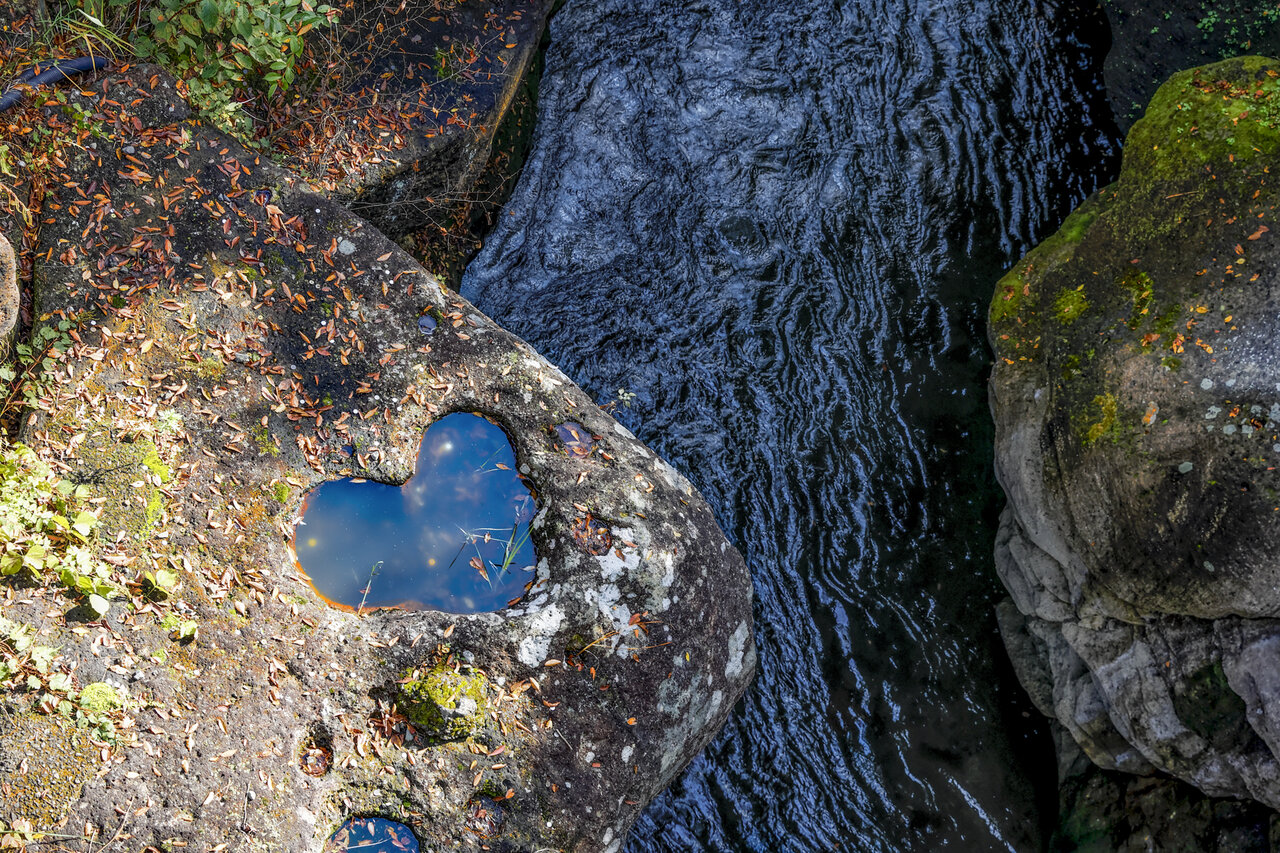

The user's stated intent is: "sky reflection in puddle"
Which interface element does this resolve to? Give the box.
[296,413,537,613]
[323,817,419,852]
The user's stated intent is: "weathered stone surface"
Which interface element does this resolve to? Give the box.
[990,56,1280,809]
[284,0,554,240]
[0,63,755,851]
[1100,0,1280,133]
[0,233,15,349]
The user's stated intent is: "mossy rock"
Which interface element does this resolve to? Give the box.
[992,54,1280,815]
[398,665,489,742]
[0,714,98,830]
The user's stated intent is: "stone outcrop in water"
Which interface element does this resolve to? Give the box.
[990,55,1280,823]
[0,63,755,852]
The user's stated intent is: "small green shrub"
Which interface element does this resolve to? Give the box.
[67,0,336,139]
[0,319,76,426]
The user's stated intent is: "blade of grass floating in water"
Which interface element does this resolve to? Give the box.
[356,561,381,616]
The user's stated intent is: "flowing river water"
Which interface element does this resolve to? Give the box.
[462,0,1121,848]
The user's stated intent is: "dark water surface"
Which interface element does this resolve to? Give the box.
[296,413,537,613]
[463,0,1120,849]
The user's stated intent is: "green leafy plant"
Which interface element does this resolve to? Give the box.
[0,319,76,428]
[141,567,180,599]
[143,0,334,135]
[0,615,61,690]
[64,0,335,139]
[0,440,121,614]
[160,613,198,640]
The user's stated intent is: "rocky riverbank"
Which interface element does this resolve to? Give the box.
[0,54,755,852]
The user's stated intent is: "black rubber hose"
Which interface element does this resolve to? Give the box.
[0,56,112,113]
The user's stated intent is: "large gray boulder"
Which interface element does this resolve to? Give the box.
[991,56,1280,812]
[0,63,755,852]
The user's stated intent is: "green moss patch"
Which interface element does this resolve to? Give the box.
[991,193,1110,363]
[77,682,122,713]
[1054,286,1090,324]
[1118,270,1155,329]
[398,663,489,742]
[1124,57,1280,200]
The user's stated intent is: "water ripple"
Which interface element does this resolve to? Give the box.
[462,0,1119,848]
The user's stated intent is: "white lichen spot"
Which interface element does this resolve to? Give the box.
[596,548,628,582]
[1201,378,1214,390]
[725,620,750,681]
[337,238,356,255]
[584,584,632,653]
[621,744,634,764]
[517,602,566,667]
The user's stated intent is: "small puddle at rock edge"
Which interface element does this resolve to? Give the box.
[553,420,597,458]
[294,412,538,613]
[324,817,420,852]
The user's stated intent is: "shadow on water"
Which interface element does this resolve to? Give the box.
[294,412,538,614]
[461,0,1121,849]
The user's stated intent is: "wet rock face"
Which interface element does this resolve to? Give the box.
[990,57,1280,808]
[1053,757,1280,853]
[1,64,754,851]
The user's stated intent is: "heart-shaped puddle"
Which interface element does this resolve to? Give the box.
[295,412,538,613]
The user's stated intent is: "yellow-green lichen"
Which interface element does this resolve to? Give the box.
[193,356,226,379]
[77,682,122,713]
[253,424,280,457]
[398,664,489,742]
[1054,286,1089,323]
[91,440,166,540]
[1083,393,1121,446]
